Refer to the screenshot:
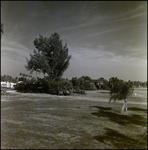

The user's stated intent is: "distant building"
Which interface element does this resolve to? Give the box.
[1,81,16,89]
[7,82,11,88]
[10,82,16,89]
[17,81,23,83]
[1,82,7,87]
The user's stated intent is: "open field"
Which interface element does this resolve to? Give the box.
[1,88,147,149]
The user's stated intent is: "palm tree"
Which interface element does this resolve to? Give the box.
[109,78,133,113]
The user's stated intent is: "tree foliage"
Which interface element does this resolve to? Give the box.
[109,77,134,103]
[25,33,71,80]
[95,77,109,90]
[14,77,49,93]
[71,76,97,91]
[48,78,73,95]
[1,74,18,83]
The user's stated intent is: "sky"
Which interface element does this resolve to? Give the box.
[1,1,147,81]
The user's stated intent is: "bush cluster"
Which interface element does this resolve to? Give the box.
[14,77,73,95]
[14,75,110,95]
[71,76,97,91]
[48,79,73,95]
[14,78,49,93]
[72,86,86,94]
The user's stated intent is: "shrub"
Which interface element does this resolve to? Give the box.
[48,78,73,95]
[75,76,97,91]
[73,86,86,94]
[14,83,26,92]
[14,76,73,95]
[85,82,97,90]
[48,81,59,95]
[14,77,49,93]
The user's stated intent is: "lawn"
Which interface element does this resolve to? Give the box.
[1,88,147,149]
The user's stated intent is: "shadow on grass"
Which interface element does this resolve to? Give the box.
[91,106,147,127]
[89,106,112,111]
[99,92,110,94]
[128,107,147,112]
[93,127,147,149]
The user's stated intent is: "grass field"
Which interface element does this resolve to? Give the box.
[1,88,147,149]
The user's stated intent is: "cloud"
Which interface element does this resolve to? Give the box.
[108,12,146,23]
[1,38,31,63]
[30,10,51,17]
[86,24,130,38]
[1,37,35,77]
[64,45,147,81]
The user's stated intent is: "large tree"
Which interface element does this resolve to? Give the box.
[25,33,71,80]
[109,77,133,113]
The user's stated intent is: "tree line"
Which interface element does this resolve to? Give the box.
[1,30,147,113]
[1,74,147,92]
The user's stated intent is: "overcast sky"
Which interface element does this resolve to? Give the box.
[1,1,147,81]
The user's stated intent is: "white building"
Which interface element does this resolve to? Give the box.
[1,82,7,87]
[1,81,16,89]
[10,82,16,89]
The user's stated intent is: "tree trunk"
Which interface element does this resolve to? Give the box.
[121,102,125,113]
[121,99,127,113]
[124,99,127,111]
